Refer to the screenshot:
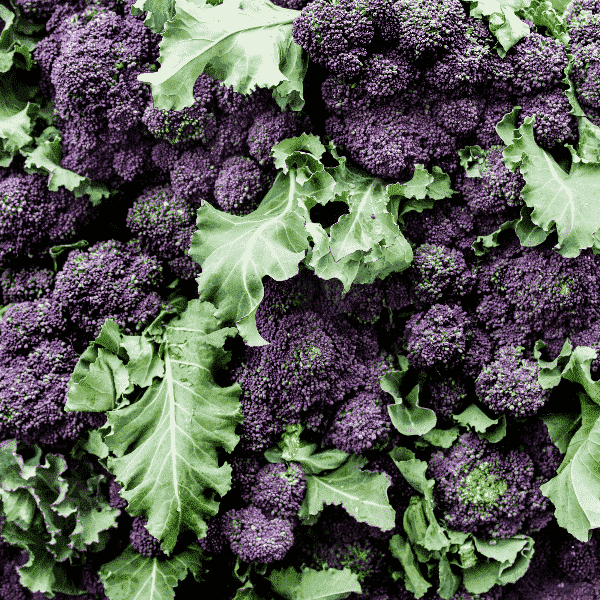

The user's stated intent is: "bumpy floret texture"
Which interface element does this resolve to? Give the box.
[52,239,166,342]
[213,155,267,215]
[554,533,600,582]
[404,304,471,372]
[250,462,307,519]
[130,516,166,559]
[126,185,200,279]
[108,479,128,510]
[475,346,550,417]
[408,244,475,308]
[170,148,219,206]
[224,506,294,563]
[0,339,106,446]
[0,266,54,304]
[314,278,386,324]
[0,173,96,265]
[475,245,600,356]
[421,377,468,422]
[474,99,515,149]
[361,50,417,97]
[322,391,391,454]
[457,147,525,216]
[230,452,267,505]
[428,432,553,538]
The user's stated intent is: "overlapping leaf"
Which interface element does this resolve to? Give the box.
[268,567,361,600]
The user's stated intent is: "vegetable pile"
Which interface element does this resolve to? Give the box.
[2,0,600,599]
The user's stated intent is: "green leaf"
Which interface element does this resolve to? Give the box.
[389,534,432,599]
[453,404,501,434]
[502,113,600,257]
[540,397,600,541]
[268,567,361,600]
[420,427,461,449]
[23,127,111,204]
[137,0,307,112]
[104,300,242,554]
[99,544,205,600]
[472,219,519,256]
[120,334,165,388]
[437,553,460,600]
[0,4,37,72]
[514,205,548,247]
[458,145,489,177]
[49,240,89,272]
[298,454,395,530]
[541,412,580,454]
[190,171,311,346]
[388,446,434,498]
[131,0,176,33]
[382,374,437,437]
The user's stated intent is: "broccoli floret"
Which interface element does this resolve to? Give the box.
[129,516,166,559]
[108,478,128,510]
[170,148,219,206]
[0,266,55,304]
[223,506,295,563]
[213,155,268,215]
[52,239,167,343]
[475,346,550,418]
[431,95,486,138]
[250,462,307,519]
[428,432,553,539]
[554,532,600,583]
[421,376,469,422]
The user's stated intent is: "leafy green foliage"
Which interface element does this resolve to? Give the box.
[99,544,206,600]
[499,109,600,257]
[191,135,429,345]
[138,0,307,111]
[298,454,396,531]
[268,567,362,600]
[0,3,40,73]
[452,404,507,443]
[132,0,177,34]
[0,440,119,597]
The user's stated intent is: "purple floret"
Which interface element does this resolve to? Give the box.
[361,50,418,98]
[408,244,475,308]
[0,173,96,265]
[457,146,525,216]
[52,239,166,342]
[428,432,552,539]
[108,478,128,510]
[0,339,106,447]
[213,155,267,215]
[291,0,374,79]
[127,185,200,280]
[224,506,294,563]
[229,452,267,504]
[170,148,219,206]
[246,109,312,168]
[150,141,181,173]
[474,98,516,149]
[250,462,307,519]
[554,533,600,582]
[475,345,550,417]
[450,587,503,600]
[322,391,392,454]
[422,377,468,422]
[0,266,54,304]
[130,516,166,559]
[431,95,486,138]
[405,304,471,372]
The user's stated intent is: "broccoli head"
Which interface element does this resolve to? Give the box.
[249,462,307,519]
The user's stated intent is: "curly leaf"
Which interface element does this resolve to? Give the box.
[131,0,176,33]
[0,4,37,72]
[99,544,205,600]
[105,300,242,554]
[502,113,600,257]
[389,534,432,599]
[190,172,311,346]
[472,218,519,256]
[298,454,395,530]
[137,0,306,111]
[268,567,361,600]
[541,412,581,454]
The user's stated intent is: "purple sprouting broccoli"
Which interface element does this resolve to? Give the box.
[572,321,600,376]
[520,419,564,484]
[52,239,167,343]
[408,244,475,308]
[404,304,471,372]
[246,108,312,168]
[170,147,219,206]
[322,391,392,454]
[108,478,128,510]
[0,266,54,304]
[11,0,69,20]
[0,173,96,265]
[553,532,600,583]
[474,98,516,149]
[431,95,487,138]
[421,377,469,422]
[270,0,312,7]
[457,146,525,217]
[360,50,419,98]
[516,88,578,149]
[0,299,65,356]
[428,432,553,539]
[229,452,267,505]
[0,339,106,447]
[223,506,295,563]
[475,245,600,356]
[250,462,307,519]
[291,0,375,79]
[130,516,167,559]
[36,5,160,186]
[150,141,181,174]
[142,74,219,146]
[475,345,550,418]
[213,155,268,215]
[197,512,231,556]
[126,185,201,280]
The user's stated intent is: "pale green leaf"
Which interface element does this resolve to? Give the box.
[268,567,361,600]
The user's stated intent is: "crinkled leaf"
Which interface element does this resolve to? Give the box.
[105,300,242,554]
[137,0,306,112]
[120,334,165,388]
[541,412,580,454]
[520,0,569,42]
[541,399,600,541]
[389,535,432,599]
[0,4,36,72]
[190,172,311,346]
[131,0,176,33]
[385,382,437,437]
[458,145,489,178]
[453,404,501,434]
[437,553,461,600]
[502,112,600,257]
[419,427,461,449]
[514,205,548,247]
[99,544,205,600]
[298,454,395,530]
[49,240,89,272]
[472,219,519,256]
[388,446,434,498]
[23,127,111,205]
[268,567,361,600]
[403,495,450,553]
